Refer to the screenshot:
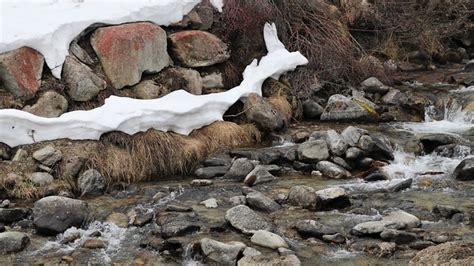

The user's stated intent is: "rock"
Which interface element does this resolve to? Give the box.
[223,158,255,181]
[420,133,460,154]
[165,203,193,212]
[225,205,272,235]
[83,239,106,249]
[200,198,218,209]
[191,179,214,187]
[195,166,228,179]
[229,196,246,206]
[23,91,68,118]
[287,185,318,210]
[433,205,462,219]
[382,89,407,105]
[322,233,346,244]
[176,3,214,30]
[32,146,62,166]
[246,191,281,213]
[202,72,224,90]
[303,100,324,119]
[316,161,351,179]
[27,172,54,186]
[203,155,231,167]
[345,147,366,160]
[326,130,349,156]
[0,231,29,254]
[200,238,246,265]
[106,212,128,228]
[321,94,378,122]
[238,255,301,266]
[360,77,390,94]
[0,208,29,224]
[243,247,262,257]
[366,241,397,257]
[465,60,474,72]
[244,93,286,132]
[0,47,44,99]
[168,67,203,95]
[78,169,106,197]
[357,135,394,161]
[386,178,413,192]
[61,155,83,179]
[91,22,170,89]
[294,220,337,239]
[332,157,352,170]
[341,126,369,147]
[409,241,473,265]
[169,30,229,67]
[0,144,11,160]
[251,230,288,249]
[69,40,94,65]
[127,209,153,227]
[62,55,106,101]
[12,149,28,162]
[453,158,474,181]
[315,187,350,210]
[380,229,417,244]
[131,80,168,99]
[278,247,295,256]
[33,196,89,235]
[293,131,310,143]
[297,140,329,163]
[244,166,275,186]
[352,209,420,236]
[156,212,200,239]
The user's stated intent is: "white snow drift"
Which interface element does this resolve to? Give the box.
[0,23,308,147]
[0,0,223,77]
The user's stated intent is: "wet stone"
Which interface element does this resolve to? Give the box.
[294,220,338,239]
[224,205,272,235]
[156,211,201,239]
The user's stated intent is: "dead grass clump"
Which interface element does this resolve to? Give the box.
[89,121,260,184]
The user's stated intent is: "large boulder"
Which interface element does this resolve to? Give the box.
[326,130,349,156]
[33,196,89,235]
[0,231,29,254]
[453,158,474,181]
[357,135,394,161]
[200,238,246,265]
[91,22,170,89]
[62,56,106,101]
[23,91,68,118]
[169,30,230,67]
[321,94,378,122]
[0,47,44,99]
[225,205,272,235]
[244,93,286,132]
[77,169,106,197]
[409,241,474,265]
[297,140,330,163]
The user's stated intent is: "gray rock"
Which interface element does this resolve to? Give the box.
[250,230,288,249]
[223,158,255,181]
[62,55,106,102]
[433,205,462,219]
[246,191,281,213]
[32,146,62,166]
[244,165,275,186]
[294,219,338,239]
[202,72,224,89]
[238,255,301,266]
[357,135,394,161]
[297,140,329,163]
[352,208,420,236]
[33,196,89,235]
[23,91,68,118]
[464,59,474,72]
[200,198,218,209]
[382,89,407,105]
[225,205,272,235]
[69,40,94,65]
[78,169,106,197]
[0,231,29,254]
[303,99,324,119]
[244,93,285,132]
[380,229,417,244]
[345,147,366,160]
[420,133,461,154]
[326,130,349,156]
[316,161,351,179]
[191,179,214,187]
[229,196,246,206]
[315,187,351,210]
[360,77,390,94]
[132,80,168,99]
[322,233,346,244]
[453,158,474,181]
[27,172,54,186]
[173,67,203,95]
[409,241,474,265]
[321,94,378,122]
[341,126,369,146]
[156,211,200,238]
[242,247,262,257]
[195,166,228,179]
[287,185,318,210]
[0,208,30,223]
[332,157,352,170]
[200,238,246,265]
[12,149,28,162]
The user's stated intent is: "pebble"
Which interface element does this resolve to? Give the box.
[200,198,218,209]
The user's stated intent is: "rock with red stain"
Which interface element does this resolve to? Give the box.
[169,30,230,67]
[0,47,44,99]
[90,22,170,89]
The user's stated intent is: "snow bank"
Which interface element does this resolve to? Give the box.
[0,23,308,147]
[0,0,225,77]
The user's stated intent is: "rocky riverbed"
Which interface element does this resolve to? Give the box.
[0,79,472,264]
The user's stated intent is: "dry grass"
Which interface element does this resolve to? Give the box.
[89,121,260,185]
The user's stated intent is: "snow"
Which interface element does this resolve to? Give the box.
[0,0,224,78]
[0,23,308,147]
